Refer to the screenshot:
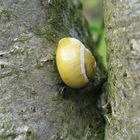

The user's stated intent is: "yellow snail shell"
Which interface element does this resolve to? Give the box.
[56,37,96,89]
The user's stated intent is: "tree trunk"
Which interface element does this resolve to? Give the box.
[0,0,105,140]
[104,0,140,139]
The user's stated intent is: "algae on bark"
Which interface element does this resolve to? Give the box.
[104,0,140,139]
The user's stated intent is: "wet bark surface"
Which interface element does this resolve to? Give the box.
[104,0,140,139]
[0,0,105,139]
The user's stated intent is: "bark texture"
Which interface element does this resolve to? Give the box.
[0,0,105,140]
[104,0,140,139]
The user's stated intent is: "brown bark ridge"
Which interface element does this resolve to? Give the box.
[104,0,140,139]
[0,0,106,139]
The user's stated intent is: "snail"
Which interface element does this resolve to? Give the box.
[56,37,96,89]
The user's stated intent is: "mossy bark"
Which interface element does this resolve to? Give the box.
[104,0,140,140]
[0,0,105,140]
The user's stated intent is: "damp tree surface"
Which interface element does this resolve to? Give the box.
[0,0,105,139]
[0,0,140,140]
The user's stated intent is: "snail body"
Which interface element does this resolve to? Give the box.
[56,37,96,89]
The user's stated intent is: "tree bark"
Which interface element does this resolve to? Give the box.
[0,0,105,140]
[104,0,140,139]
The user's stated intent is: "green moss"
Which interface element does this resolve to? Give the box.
[33,26,65,43]
[0,10,11,20]
[33,0,70,43]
